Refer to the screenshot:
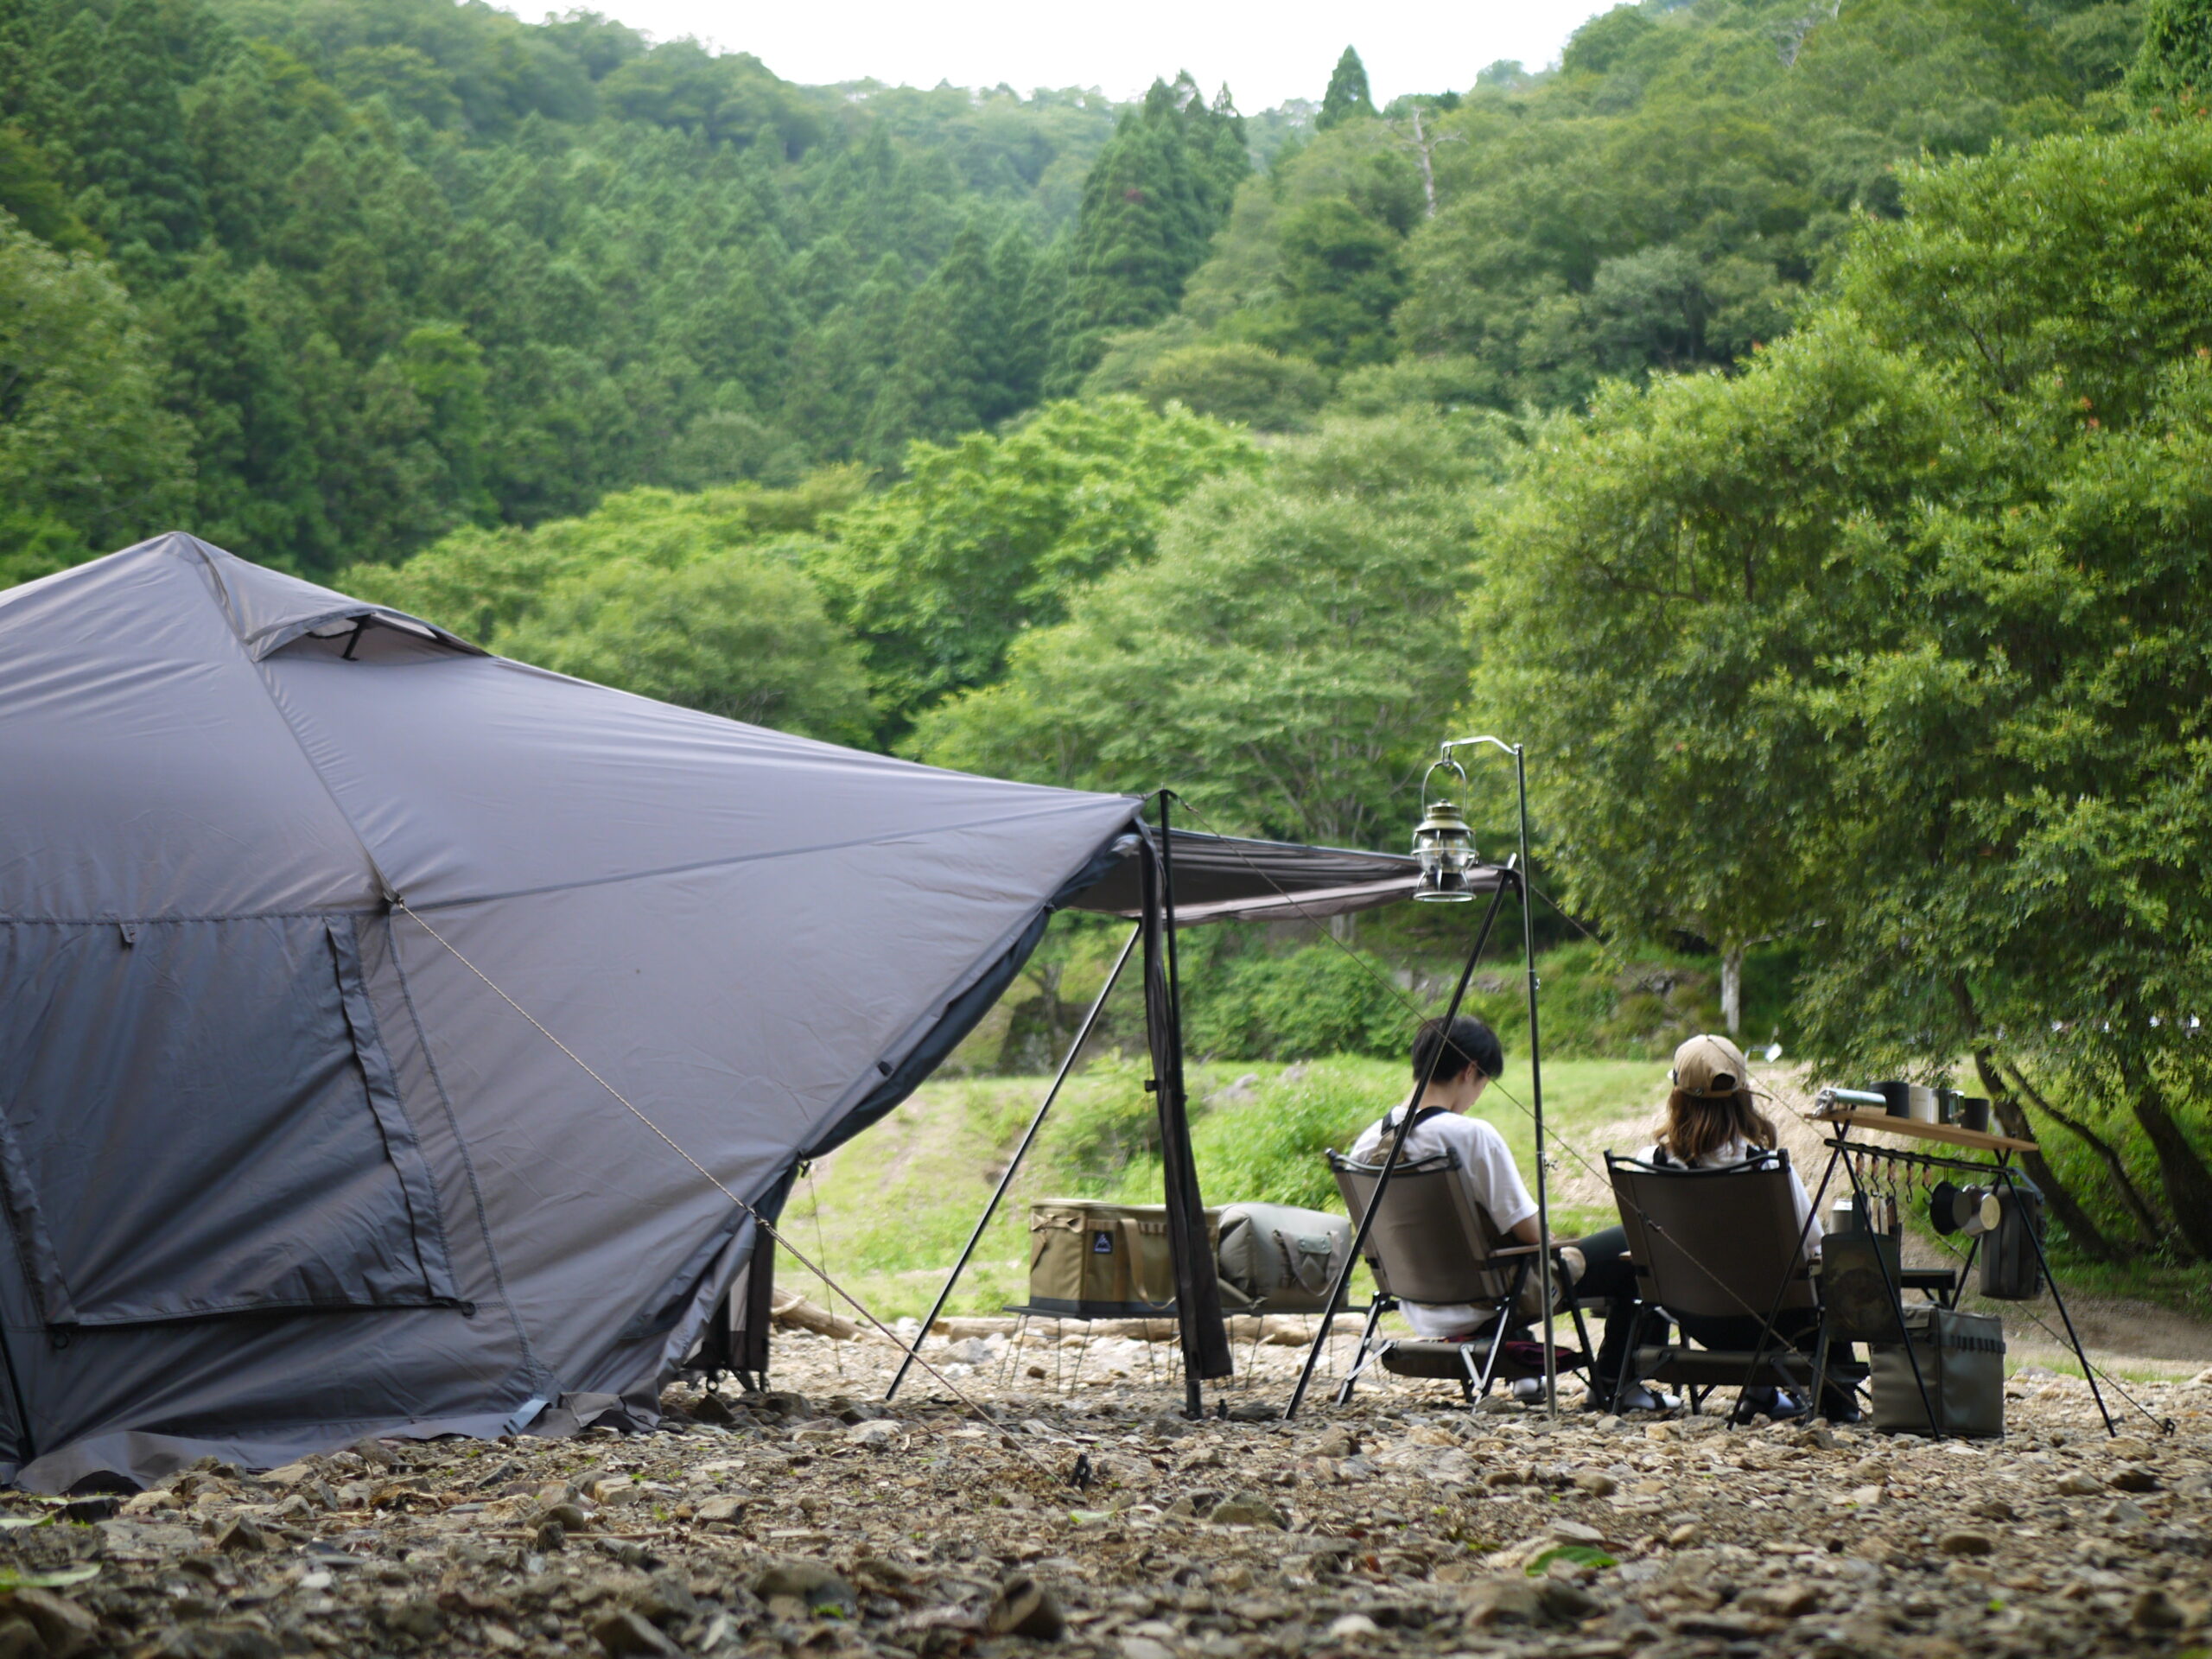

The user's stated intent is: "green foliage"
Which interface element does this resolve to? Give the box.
[2130,0,2212,99]
[344,471,865,645]
[1499,119,2212,1265]
[812,397,1261,735]
[0,213,191,583]
[0,0,1135,581]
[498,547,869,742]
[1318,48,1376,130]
[910,411,1506,848]
[1136,342,1327,429]
[1137,0,2111,413]
[1185,946,1410,1063]
[1045,74,1249,393]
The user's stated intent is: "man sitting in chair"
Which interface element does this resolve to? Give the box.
[1350,1015,1644,1403]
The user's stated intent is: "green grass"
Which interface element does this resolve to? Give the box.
[786,1055,1670,1320]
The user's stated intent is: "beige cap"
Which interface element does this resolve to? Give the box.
[1671,1033,1751,1097]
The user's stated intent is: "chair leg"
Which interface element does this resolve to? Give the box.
[1608,1304,1649,1413]
[1476,1259,1531,1397]
[1334,1297,1388,1406]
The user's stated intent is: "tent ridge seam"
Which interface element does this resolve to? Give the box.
[398,801,1145,913]
[181,540,405,906]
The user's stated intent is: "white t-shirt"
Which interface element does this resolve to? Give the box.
[1349,1104,1539,1338]
[1638,1135,1821,1261]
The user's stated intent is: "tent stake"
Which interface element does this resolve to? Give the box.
[1284,872,1514,1420]
[885,924,1141,1403]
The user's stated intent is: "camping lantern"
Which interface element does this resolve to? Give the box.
[1412,755,1476,902]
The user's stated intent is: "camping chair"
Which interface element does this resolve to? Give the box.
[1326,1150,1592,1406]
[1605,1150,1839,1416]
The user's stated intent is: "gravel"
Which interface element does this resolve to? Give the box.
[0,1327,2202,1656]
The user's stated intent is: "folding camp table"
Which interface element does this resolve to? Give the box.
[1803,1091,2115,1437]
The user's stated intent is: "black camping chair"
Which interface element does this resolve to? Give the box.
[1326,1150,1592,1406]
[1605,1150,1844,1417]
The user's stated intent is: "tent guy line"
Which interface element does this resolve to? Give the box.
[391,898,1062,1474]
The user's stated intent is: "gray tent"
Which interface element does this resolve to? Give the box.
[0,534,1423,1490]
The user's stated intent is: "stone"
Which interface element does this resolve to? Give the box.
[1743,1581,1821,1618]
[591,1609,678,1656]
[1571,1469,1618,1496]
[1464,1579,1548,1629]
[385,1598,442,1639]
[1325,1613,1381,1638]
[213,1515,267,1553]
[10,1590,98,1659]
[1207,1495,1287,1529]
[1311,1428,1358,1459]
[0,1616,46,1659]
[2108,1465,2160,1492]
[141,1621,283,1659]
[2131,1587,2187,1630]
[1120,1639,1176,1659]
[534,1520,566,1552]
[2055,1471,2103,1496]
[987,1573,1066,1640]
[753,1560,858,1619]
[1936,1531,1993,1556]
[849,1421,902,1451]
[694,1494,745,1524]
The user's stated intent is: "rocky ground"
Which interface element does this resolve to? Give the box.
[3,1322,2207,1659]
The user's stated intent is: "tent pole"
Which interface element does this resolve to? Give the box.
[1512,743,1558,1418]
[1283,874,1513,1420]
[1147,797,1230,1416]
[884,923,1141,1403]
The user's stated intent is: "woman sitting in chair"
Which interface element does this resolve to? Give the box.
[1624,1033,1858,1422]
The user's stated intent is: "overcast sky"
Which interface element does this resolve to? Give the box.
[525,0,1615,111]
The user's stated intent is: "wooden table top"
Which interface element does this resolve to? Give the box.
[1812,1107,2039,1155]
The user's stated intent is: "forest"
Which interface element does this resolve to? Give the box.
[7,0,2212,1279]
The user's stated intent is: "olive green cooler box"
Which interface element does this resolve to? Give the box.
[1027,1200,1221,1318]
[1871,1306,2005,1437]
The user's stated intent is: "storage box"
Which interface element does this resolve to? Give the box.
[1872,1306,2005,1437]
[1027,1200,1219,1318]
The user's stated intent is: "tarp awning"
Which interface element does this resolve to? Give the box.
[1062,828,1506,924]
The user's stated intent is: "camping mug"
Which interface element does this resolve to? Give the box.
[1957,1096,1992,1133]
[1877,1080,1912,1118]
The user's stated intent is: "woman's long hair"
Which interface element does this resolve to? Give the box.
[1660,1086,1778,1162]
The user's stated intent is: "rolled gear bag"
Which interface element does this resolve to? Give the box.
[1871,1305,2005,1437]
[1215,1202,1352,1313]
[1027,1200,1220,1318]
[1979,1179,2045,1301]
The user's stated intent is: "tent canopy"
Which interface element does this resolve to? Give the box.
[0,535,1153,1488]
[0,533,1449,1489]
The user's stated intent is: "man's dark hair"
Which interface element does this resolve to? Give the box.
[1412,1014,1503,1084]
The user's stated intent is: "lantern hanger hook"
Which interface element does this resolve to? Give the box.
[1440,734,1522,760]
[1421,753,1469,807]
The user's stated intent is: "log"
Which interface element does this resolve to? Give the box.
[770,1292,862,1341]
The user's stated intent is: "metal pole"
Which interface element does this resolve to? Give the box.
[1514,744,1557,1417]
[1284,874,1514,1419]
[885,924,1141,1403]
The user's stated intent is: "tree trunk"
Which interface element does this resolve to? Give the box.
[1949,976,2120,1262]
[1998,1058,2164,1247]
[2117,1052,2212,1262]
[1720,944,1744,1037]
[1973,1050,2123,1264]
